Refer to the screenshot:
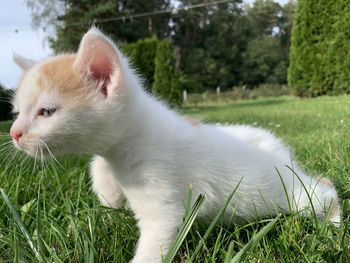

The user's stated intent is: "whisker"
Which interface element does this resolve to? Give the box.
[0,140,12,145]
[31,144,39,175]
[0,146,17,168]
[0,143,13,155]
[0,149,15,165]
[1,148,19,175]
[18,155,30,175]
[36,140,61,175]
[41,140,63,170]
[0,135,11,139]
[39,146,46,175]
[37,141,49,173]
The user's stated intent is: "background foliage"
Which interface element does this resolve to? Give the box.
[153,39,182,107]
[0,85,12,121]
[288,0,350,96]
[123,37,158,91]
[26,0,295,103]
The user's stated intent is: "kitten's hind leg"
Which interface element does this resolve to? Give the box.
[90,155,125,208]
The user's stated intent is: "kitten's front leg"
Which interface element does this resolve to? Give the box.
[132,219,180,263]
[90,156,125,208]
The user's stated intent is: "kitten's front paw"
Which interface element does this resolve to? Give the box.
[90,156,125,208]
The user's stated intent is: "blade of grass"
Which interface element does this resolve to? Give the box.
[231,214,281,263]
[224,241,234,263]
[163,193,206,263]
[184,184,193,219]
[189,178,243,262]
[211,227,224,262]
[275,167,292,213]
[286,165,318,229]
[41,239,63,263]
[20,198,36,221]
[36,184,46,257]
[0,188,44,262]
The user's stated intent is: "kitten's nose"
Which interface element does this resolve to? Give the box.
[10,130,23,142]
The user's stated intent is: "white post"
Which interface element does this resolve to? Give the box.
[183,90,187,103]
[216,86,220,96]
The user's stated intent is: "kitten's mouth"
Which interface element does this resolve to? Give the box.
[13,139,54,159]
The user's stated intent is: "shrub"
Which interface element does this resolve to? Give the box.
[153,39,182,107]
[124,37,158,91]
[185,85,291,105]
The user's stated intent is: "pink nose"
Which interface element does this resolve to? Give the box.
[10,130,23,142]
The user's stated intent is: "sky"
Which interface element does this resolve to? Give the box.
[0,0,50,89]
[0,0,290,89]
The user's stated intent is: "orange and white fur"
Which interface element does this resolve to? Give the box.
[10,28,340,262]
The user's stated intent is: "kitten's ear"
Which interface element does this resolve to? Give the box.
[13,53,35,71]
[74,27,121,96]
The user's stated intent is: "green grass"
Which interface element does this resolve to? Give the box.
[1,95,350,262]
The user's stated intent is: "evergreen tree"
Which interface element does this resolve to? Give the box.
[28,0,171,52]
[288,0,349,96]
[153,39,182,107]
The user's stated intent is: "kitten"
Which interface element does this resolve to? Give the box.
[10,28,340,262]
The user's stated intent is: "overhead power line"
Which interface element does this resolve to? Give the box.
[0,0,235,34]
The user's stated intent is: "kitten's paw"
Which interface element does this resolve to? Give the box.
[90,156,125,208]
[326,195,341,227]
[318,177,341,226]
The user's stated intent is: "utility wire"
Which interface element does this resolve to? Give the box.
[0,0,235,34]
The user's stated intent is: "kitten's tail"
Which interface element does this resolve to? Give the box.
[293,176,341,226]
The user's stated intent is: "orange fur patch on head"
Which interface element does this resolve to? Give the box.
[37,55,89,102]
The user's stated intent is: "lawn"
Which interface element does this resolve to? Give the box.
[0,95,349,262]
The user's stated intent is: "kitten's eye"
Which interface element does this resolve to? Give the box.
[39,108,57,117]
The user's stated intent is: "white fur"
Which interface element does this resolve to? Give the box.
[12,28,341,263]
[215,124,293,161]
[13,53,35,71]
[90,156,125,208]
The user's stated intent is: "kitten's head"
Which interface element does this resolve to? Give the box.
[10,28,132,157]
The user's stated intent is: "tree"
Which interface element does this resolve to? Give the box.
[27,0,172,53]
[288,0,349,96]
[242,36,287,86]
[27,0,297,93]
[278,1,296,51]
[241,0,295,87]
[245,0,282,36]
[172,1,250,91]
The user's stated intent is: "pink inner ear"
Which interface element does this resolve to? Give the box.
[89,54,113,80]
[89,55,114,96]
[75,30,119,96]
[88,48,115,96]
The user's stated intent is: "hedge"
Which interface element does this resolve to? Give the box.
[153,39,182,107]
[288,0,350,96]
[124,37,158,92]
[125,38,182,107]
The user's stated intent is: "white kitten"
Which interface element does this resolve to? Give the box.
[10,28,340,263]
